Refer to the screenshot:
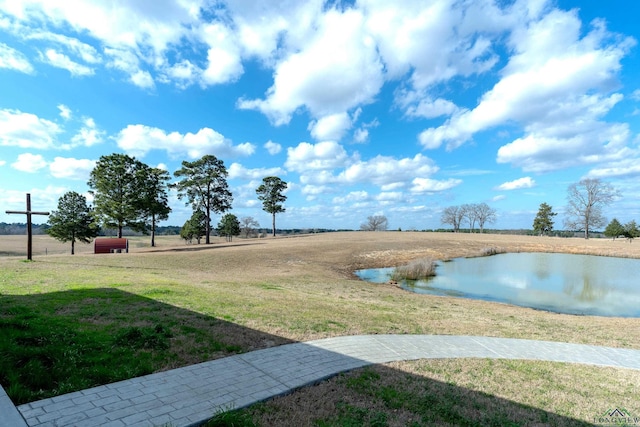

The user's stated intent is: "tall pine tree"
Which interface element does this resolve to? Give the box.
[532,202,557,236]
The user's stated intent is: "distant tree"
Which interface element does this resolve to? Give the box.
[564,178,618,239]
[604,218,624,240]
[462,203,477,233]
[360,215,388,231]
[217,213,241,242]
[46,191,100,255]
[441,205,466,232]
[474,203,497,233]
[533,202,557,236]
[256,176,288,237]
[137,166,172,247]
[88,153,147,238]
[173,155,232,244]
[240,216,259,238]
[180,210,207,244]
[624,220,639,240]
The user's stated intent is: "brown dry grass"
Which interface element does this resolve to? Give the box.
[3,231,640,347]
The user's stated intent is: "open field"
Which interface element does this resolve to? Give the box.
[1,231,639,425]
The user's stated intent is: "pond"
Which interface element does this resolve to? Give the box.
[355,252,640,317]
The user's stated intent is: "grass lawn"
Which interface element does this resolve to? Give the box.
[1,231,639,425]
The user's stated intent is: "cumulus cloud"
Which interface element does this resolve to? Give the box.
[238,8,384,125]
[418,6,634,174]
[495,177,536,191]
[338,154,439,187]
[228,163,285,180]
[410,177,462,193]
[0,43,34,73]
[104,47,155,89]
[116,124,255,159]
[264,140,282,155]
[0,109,61,149]
[200,22,244,85]
[68,117,104,148]
[49,157,95,180]
[11,153,48,173]
[285,141,351,172]
[308,112,352,141]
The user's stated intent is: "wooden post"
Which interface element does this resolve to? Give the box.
[5,193,50,260]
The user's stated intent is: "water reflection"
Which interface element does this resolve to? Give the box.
[355,253,640,317]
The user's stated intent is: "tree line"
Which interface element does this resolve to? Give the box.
[46,153,288,254]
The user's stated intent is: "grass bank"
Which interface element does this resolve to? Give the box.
[1,232,639,422]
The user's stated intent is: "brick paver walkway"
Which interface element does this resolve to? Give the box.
[3,335,640,427]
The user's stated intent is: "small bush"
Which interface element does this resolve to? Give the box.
[391,258,437,281]
[477,247,506,257]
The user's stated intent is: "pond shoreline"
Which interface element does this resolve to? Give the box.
[356,252,640,318]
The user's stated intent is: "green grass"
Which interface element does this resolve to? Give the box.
[0,288,246,404]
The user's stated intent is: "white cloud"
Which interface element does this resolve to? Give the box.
[11,153,48,173]
[495,177,536,191]
[42,48,94,76]
[418,7,634,159]
[116,124,255,159]
[285,141,350,172]
[104,47,155,89]
[333,191,369,205]
[0,109,61,149]
[57,104,71,120]
[339,154,439,187]
[410,177,462,193]
[496,120,630,172]
[200,22,244,85]
[264,140,282,155]
[27,31,101,64]
[363,0,503,88]
[308,112,352,141]
[69,117,104,148]
[0,42,33,73]
[408,97,459,119]
[238,8,384,125]
[353,128,369,144]
[49,157,95,180]
[586,156,640,179]
[163,59,199,87]
[130,70,154,89]
[228,163,285,180]
[0,160,5,166]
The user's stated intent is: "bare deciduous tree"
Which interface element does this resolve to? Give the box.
[462,203,476,233]
[240,216,260,238]
[564,178,618,239]
[474,203,497,233]
[360,215,388,231]
[442,203,496,233]
[441,205,466,232]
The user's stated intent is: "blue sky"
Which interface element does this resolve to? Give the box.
[1,0,639,231]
